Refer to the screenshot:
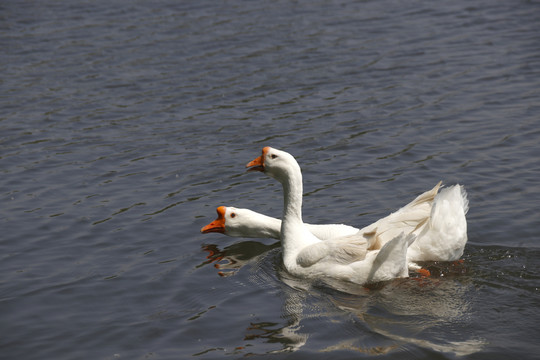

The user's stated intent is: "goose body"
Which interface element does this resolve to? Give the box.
[243,146,414,284]
[201,184,468,267]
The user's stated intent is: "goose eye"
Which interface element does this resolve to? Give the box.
[271,154,278,159]
[230,212,236,218]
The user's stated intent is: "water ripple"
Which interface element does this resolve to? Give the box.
[2,0,540,358]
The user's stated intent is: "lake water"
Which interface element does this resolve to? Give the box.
[1,0,539,359]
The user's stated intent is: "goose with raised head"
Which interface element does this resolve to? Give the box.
[244,146,414,285]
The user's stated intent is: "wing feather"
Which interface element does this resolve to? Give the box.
[296,234,368,268]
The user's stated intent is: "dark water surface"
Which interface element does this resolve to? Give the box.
[2,0,539,359]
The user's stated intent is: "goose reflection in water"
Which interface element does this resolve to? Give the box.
[200,240,280,276]
[198,241,485,356]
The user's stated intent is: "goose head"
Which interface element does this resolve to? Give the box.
[246,146,301,184]
[201,206,281,238]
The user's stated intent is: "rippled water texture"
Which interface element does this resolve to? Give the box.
[1,0,539,359]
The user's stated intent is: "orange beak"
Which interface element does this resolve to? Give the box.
[246,147,269,172]
[201,206,227,234]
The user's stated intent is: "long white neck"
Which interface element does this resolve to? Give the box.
[281,168,304,224]
[240,211,359,240]
[250,214,282,239]
[277,163,320,268]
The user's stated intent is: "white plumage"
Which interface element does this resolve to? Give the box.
[202,182,468,270]
[202,146,469,282]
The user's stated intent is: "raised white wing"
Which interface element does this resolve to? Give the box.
[359,181,442,249]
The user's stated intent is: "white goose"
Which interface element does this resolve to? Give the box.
[244,146,415,285]
[201,183,468,268]
[201,206,359,240]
